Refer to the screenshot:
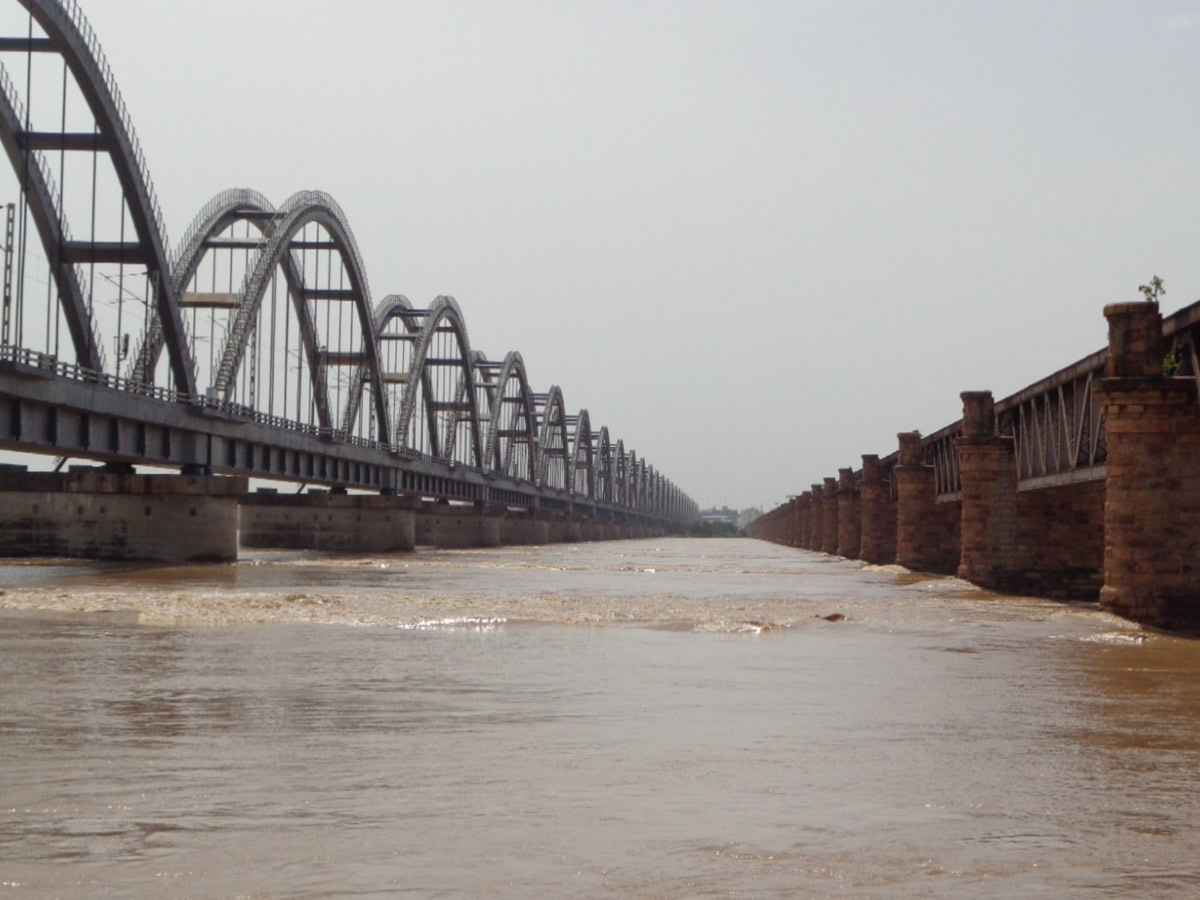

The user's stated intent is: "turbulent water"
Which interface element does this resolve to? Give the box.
[2,538,1200,898]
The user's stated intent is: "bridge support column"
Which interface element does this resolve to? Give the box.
[500,513,551,545]
[796,492,812,549]
[1098,301,1200,630]
[808,483,824,551]
[859,454,896,565]
[822,477,840,554]
[788,495,802,547]
[894,431,960,574]
[240,490,417,553]
[955,391,1018,590]
[0,468,246,563]
[837,468,861,559]
[415,503,504,548]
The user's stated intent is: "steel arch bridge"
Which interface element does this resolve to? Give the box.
[0,0,698,524]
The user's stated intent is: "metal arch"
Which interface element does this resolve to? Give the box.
[212,191,387,437]
[482,351,538,477]
[595,426,612,503]
[169,191,328,419]
[442,349,490,463]
[339,293,420,441]
[536,384,570,488]
[626,449,640,510]
[130,188,277,382]
[17,0,195,394]
[170,188,276,292]
[570,408,595,500]
[0,62,101,369]
[393,295,484,466]
[614,439,626,507]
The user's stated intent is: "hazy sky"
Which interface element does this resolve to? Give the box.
[43,1,1200,509]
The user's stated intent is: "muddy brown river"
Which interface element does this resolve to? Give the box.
[2,538,1199,898]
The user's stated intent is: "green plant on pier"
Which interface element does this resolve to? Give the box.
[1139,274,1165,304]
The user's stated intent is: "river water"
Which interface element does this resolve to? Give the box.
[1,537,1199,898]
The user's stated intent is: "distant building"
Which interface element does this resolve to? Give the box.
[700,506,739,527]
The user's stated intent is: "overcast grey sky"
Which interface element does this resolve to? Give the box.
[55,1,1200,509]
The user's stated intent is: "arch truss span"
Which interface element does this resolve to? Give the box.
[594,426,613,503]
[570,408,594,500]
[129,188,275,384]
[207,190,388,439]
[536,385,570,491]
[391,295,484,468]
[480,350,538,483]
[2,0,195,392]
[614,439,627,507]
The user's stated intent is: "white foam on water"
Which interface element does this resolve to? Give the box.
[1080,631,1147,645]
[405,617,507,632]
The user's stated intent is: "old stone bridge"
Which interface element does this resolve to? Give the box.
[749,298,1200,633]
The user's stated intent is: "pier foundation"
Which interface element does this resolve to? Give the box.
[0,468,246,562]
[240,490,417,553]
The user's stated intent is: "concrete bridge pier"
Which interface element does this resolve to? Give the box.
[837,468,861,559]
[955,391,1019,591]
[415,502,504,548]
[859,454,896,565]
[499,512,550,545]
[563,519,583,542]
[808,483,824,551]
[894,431,960,574]
[0,468,247,562]
[1098,301,1200,630]
[240,490,419,553]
